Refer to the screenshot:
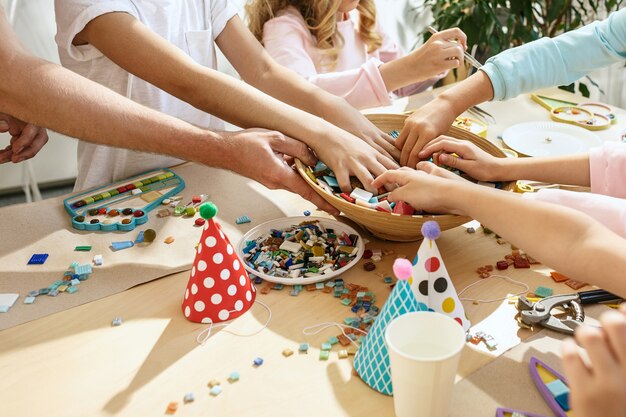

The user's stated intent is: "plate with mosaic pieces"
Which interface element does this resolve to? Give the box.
[236,216,364,285]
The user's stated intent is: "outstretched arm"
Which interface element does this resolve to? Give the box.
[261,12,461,112]
[226,15,399,159]
[372,166,626,297]
[396,71,494,167]
[0,7,334,211]
[0,7,220,163]
[418,135,590,186]
[75,12,396,192]
[397,8,626,166]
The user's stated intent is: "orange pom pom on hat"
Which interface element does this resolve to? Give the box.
[182,202,256,323]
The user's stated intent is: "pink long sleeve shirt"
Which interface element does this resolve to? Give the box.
[525,142,626,237]
[262,6,443,109]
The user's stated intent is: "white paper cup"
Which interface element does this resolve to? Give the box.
[385,312,465,417]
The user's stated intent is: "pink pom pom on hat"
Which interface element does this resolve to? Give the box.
[393,258,413,281]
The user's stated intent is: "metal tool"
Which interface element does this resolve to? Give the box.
[426,26,483,70]
[516,289,622,334]
[466,105,496,125]
[425,26,497,125]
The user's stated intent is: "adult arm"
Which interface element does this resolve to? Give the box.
[75,12,396,192]
[372,165,626,298]
[0,8,335,211]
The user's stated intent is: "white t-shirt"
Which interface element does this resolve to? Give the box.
[54,0,238,191]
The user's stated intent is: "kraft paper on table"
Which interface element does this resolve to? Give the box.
[0,163,305,330]
[450,304,605,416]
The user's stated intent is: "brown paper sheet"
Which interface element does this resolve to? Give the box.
[0,163,305,330]
[451,304,605,416]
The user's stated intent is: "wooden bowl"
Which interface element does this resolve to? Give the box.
[296,113,513,241]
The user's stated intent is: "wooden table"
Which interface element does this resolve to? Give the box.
[1,87,624,417]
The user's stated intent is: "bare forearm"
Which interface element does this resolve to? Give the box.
[242,56,330,118]
[215,17,379,140]
[245,60,387,144]
[180,64,334,143]
[79,13,338,148]
[437,71,494,116]
[496,153,590,185]
[436,69,590,186]
[448,183,626,295]
[0,51,237,169]
[379,56,415,92]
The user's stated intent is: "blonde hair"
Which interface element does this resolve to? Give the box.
[246,0,383,70]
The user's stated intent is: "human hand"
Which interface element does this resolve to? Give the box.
[409,28,467,81]
[221,129,339,215]
[562,305,626,417]
[0,113,49,164]
[417,136,504,181]
[371,165,467,215]
[415,160,470,184]
[313,127,399,194]
[396,96,458,167]
[319,97,401,163]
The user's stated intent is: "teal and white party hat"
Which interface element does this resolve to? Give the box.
[353,259,419,395]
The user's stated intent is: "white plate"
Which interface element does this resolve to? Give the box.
[502,122,601,157]
[236,216,364,285]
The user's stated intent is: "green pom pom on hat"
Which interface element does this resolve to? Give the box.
[199,202,218,220]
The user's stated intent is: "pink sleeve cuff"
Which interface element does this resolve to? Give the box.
[523,189,626,238]
[262,10,391,109]
[393,71,448,97]
[590,142,626,198]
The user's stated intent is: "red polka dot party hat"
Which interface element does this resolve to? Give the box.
[182,202,256,323]
[410,221,470,331]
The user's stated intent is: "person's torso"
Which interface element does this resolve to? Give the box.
[58,0,228,190]
[280,7,379,74]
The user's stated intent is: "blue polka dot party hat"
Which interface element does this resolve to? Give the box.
[353,261,419,395]
[410,221,471,332]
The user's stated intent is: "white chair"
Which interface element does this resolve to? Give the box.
[6,0,42,203]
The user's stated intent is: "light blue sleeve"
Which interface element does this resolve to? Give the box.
[482,8,626,101]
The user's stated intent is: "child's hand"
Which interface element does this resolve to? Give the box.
[409,28,467,82]
[221,128,338,214]
[313,128,398,194]
[0,113,49,164]
[371,164,466,215]
[562,305,626,417]
[417,136,504,181]
[396,97,458,167]
[415,160,471,184]
[319,96,401,163]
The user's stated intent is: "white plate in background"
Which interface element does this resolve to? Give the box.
[502,122,601,157]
